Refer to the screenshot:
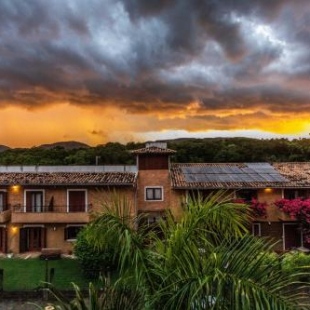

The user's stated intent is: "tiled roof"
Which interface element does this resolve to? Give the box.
[0,172,137,186]
[170,162,310,189]
[272,162,310,187]
[130,146,176,155]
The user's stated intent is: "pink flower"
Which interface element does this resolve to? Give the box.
[275,198,310,224]
[250,198,267,218]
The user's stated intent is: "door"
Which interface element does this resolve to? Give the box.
[284,223,301,250]
[0,228,6,252]
[19,227,46,252]
[26,191,43,212]
[68,190,86,212]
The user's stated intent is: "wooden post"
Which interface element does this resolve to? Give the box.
[0,269,3,292]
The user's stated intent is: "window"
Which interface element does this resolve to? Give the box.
[67,190,87,212]
[64,226,83,241]
[145,187,163,201]
[284,189,308,200]
[20,226,46,252]
[252,223,261,236]
[25,190,44,212]
[235,189,257,203]
[0,191,7,212]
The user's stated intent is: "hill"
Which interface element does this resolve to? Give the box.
[0,145,10,152]
[37,141,90,150]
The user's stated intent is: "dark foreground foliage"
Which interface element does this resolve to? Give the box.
[44,193,310,309]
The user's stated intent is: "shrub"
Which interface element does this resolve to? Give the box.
[281,251,310,280]
[275,198,310,243]
[260,251,279,267]
[74,229,116,279]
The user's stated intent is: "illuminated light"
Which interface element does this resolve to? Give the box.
[11,185,21,193]
[264,188,273,193]
[11,226,18,234]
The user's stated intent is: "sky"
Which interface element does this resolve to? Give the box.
[0,0,310,147]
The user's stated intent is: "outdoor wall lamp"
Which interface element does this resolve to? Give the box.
[264,188,273,193]
[11,185,21,193]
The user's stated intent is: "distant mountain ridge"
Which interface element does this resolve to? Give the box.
[0,145,10,152]
[37,141,90,150]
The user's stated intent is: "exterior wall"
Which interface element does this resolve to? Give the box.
[137,170,173,213]
[6,223,19,253]
[138,154,169,170]
[88,187,137,218]
[45,225,75,254]
[6,223,76,254]
[256,188,286,221]
[169,189,184,219]
[8,185,22,208]
[3,185,136,254]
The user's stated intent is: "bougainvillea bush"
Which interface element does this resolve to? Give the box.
[233,198,267,218]
[274,198,310,243]
[274,198,310,223]
[250,198,268,218]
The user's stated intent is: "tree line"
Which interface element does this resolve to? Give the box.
[1,137,310,165]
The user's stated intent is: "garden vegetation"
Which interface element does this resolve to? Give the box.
[47,192,310,309]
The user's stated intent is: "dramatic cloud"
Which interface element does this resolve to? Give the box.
[0,0,309,146]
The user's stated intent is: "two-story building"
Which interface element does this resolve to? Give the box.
[0,165,137,254]
[1,142,310,255]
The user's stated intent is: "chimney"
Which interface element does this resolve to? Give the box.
[146,142,167,149]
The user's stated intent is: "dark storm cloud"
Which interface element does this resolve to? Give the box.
[200,85,310,112]
[0,0,309,115]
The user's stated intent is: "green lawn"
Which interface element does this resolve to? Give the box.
[0,257,91,291]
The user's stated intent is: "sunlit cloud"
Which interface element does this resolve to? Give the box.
[0,0,309,147]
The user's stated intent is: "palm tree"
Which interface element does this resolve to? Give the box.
[47,192,310,309]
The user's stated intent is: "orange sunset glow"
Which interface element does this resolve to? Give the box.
[0,1,309,148]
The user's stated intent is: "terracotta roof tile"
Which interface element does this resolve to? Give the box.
[0,172,137,186]
[272,162,310,187]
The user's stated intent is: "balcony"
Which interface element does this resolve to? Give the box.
[0,207,11,223]
[11,204,92,224]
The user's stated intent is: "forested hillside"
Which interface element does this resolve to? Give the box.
[1,138,310,165]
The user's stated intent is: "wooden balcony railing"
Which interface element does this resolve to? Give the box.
[0,204,10,212]
[12,204,92,213]
[0,208,11,223]
[11,204,91,224]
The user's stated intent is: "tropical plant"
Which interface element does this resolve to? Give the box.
[74,229,116,279]
[42,280,144,310]
[233,198,267,218]
[46,192,310,309]
[282,251,310,279]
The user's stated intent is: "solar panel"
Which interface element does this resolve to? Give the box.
[246,163,277,173]
[181,163,289,184]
